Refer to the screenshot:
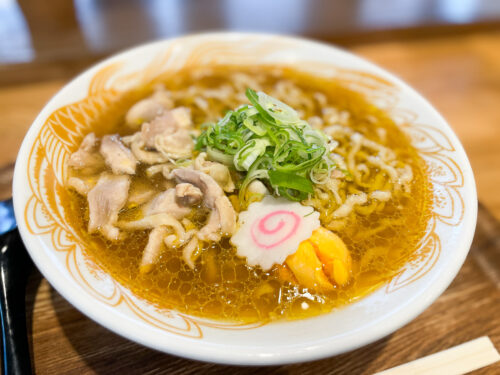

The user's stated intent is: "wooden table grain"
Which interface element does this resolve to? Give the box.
[1,31,499,374]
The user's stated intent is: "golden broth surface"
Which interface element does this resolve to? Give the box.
[64,66,433,322]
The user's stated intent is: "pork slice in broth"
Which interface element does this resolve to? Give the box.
[169,107,193,129]
[143,189,191,220]
[154,128,194,159]
[100,135,137,175]
[67,133,104,172]
[172,168,222,207]
[67,176,98,196]
[141,112,178,148]
[214,195,237,235]
[175,183,202,206]
[198,210,222,242]
[193,152,235,193]
[127,181,158,206]
[141,108,193,155]
[171,168,236,240]
[87,173,130,241]
[140,226,169,273]
[125,89,173,128]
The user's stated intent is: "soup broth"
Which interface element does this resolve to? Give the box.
[64,66,432,322]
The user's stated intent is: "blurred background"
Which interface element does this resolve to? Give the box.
[2,0,500,84]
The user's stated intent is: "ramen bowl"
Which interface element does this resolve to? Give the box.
[13,32,477,365]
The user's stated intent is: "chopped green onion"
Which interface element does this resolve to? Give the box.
[242,117,267,136]
[196,88,339,204]
[256,91,301,125]
[234,138,270,171]
[206,147,234,165]
[268,170,314,194]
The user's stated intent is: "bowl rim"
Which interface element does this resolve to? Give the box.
[12,31,477,365]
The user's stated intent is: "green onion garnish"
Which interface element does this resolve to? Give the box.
[195,88,337,203]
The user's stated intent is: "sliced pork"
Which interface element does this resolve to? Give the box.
[154,128,193,159]
[140,226,168,273]
[182,237,199,269]
[214,195,237,235]
[171,168,236,240]
[143,189,191,219]
[141,112,178,148]
[125,90,173,128]
[67,133,104,172]
[139,107,194,159]
[170,107,192,129]
[129,134,169,164]
[117,213,188,245]
[175,183,203,206]
[127,182,158,206]
[67,176,97,196]
[87,174,130,241]
[100,135,137,175]
[141,107,192,147]
[193,152,235,192]
[198,211,221,242]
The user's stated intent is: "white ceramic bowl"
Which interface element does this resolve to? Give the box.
[13,32,477,365]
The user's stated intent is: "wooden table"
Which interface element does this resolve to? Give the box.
[1,31,499,374]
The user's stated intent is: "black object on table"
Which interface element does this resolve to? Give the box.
[0,198,32,374]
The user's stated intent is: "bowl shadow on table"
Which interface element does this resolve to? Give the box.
[41,284,389,375]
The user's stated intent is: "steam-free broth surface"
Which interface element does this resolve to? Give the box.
[64,66,432,322]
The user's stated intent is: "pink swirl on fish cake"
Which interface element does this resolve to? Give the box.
[251,210,301,250]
